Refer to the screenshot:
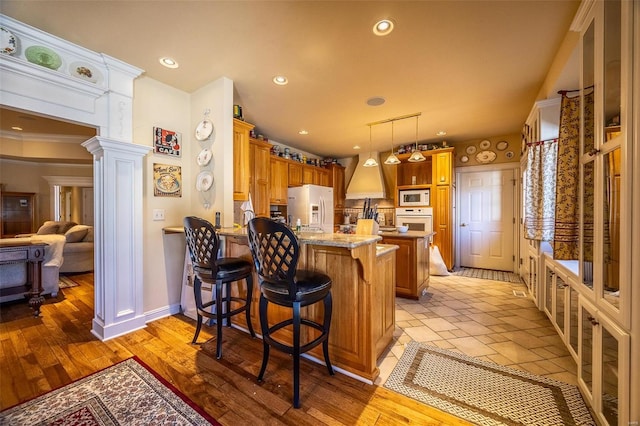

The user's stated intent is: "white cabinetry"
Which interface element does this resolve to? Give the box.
[520,98,560,309]
[572,1,637,424]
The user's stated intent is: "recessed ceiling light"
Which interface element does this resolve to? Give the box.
[298,130,309,135]
[11,126,23,131]
[273,75,288,85]
[353,145,361,150]
[373,19,394,36]
[437,130,447,136]
[159,57,179,68]
[366,96,385,106]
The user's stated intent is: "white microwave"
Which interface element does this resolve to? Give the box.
[399,188,430,207]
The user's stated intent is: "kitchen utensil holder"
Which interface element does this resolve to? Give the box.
[355,219,379,235]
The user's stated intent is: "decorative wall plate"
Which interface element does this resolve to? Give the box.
[475,150,497,164]
[197,148,212,166]
[496,140,509,151]
[196,170,214,192]
[195,119,213,141]
[69,61,103,84]
[465,145,477,155]
[479,139,491,149]
[460,155,469,163]
[25,45,62,70]
[1,27,17,55]
[505,151,515,159]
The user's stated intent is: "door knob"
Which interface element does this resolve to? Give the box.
[460,223,468,227]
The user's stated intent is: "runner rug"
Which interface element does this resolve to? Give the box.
[58,275,80,289]
[384,342,595,426]
[453,267,523,284]
[0,357,220,425]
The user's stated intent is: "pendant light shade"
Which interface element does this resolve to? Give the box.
[384,121,401,165]
[363,125,378,167]
[407,115,426,162]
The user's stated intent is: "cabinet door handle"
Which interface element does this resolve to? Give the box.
[587,315,599,326]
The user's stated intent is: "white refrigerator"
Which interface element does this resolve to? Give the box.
[287,184,334,233]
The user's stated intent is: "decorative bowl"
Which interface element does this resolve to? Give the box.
[396,225,408,233]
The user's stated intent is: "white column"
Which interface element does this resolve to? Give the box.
[83,136,152,340]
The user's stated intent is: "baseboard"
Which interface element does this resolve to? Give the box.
[145,303,182,323]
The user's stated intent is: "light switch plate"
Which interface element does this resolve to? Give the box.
[153,209,165,221]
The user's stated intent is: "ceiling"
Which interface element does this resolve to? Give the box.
[0,1,580,158]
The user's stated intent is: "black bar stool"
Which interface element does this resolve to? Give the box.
[183,216,256,359]
[247,217,334,408]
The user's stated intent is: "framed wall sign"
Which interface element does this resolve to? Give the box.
[153,163,182,197]
[154,127,182,157]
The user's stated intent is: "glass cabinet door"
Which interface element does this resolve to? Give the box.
[602,0,622,144]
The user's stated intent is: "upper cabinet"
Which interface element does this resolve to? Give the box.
[288,163,303,187]
[249,138,271,217]
[577,0,630,330]
[328,164,346,209]
[434,151,453,185]
[269,157,289,205]
[233,119,255,201]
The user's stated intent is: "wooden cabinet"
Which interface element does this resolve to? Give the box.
[249,138,271,217]
[373,248,396,358]
[269,157,289,205]
[434,151,452,185]
[1,192,36,238]
[396,157,432,186]
[302,165,314,184]
[316,168,330,186]
[433,185,452,270]
[328,164,346,209]
[288,163,303,187]
[233,119,255,201]
[380,235,429,299]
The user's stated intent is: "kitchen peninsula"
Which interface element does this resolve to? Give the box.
[221,228,397,383]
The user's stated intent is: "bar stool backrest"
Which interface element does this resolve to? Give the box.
[183,216,220,274]
[248,217,299,298]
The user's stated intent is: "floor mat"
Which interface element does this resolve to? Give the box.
[385,341,595,426]
[453,267,523,283]
[58,275,80,289]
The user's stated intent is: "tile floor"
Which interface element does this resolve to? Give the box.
[375,274,579,387]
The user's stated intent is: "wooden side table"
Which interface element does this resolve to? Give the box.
[0,240,46,316]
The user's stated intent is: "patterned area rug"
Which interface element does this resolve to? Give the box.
[453,267,523,283]
[58,275,80,289]
[385,342,595,426]
[0,357,220,425]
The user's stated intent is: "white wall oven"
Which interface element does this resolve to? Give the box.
[396,207,433,235]
[398,188,430,207]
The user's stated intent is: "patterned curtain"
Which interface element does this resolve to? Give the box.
[553,93,583,259]
[524,138,558,241]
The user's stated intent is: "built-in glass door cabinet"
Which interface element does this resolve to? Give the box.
[579,298,629,426]
[519,98,560,307]
[574,1,634,424]
[542,258,580,362]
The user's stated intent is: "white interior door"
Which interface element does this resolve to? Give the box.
[459,169,515,271]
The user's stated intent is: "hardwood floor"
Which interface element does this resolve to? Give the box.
[0,273,470,425]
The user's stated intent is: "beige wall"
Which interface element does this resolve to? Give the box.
[0,159,92,226]
[133,76,192,314]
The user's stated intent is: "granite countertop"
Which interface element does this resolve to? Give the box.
[375,243,399,257]
[218,227,381,249]
[379,230,436,239]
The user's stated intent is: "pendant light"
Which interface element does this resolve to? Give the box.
[384,121,401,165]
[363,125,378,167]
[407,115,426,162]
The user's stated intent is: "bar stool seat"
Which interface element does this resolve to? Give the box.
[183,216,256,359]
[248,217,334,408]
